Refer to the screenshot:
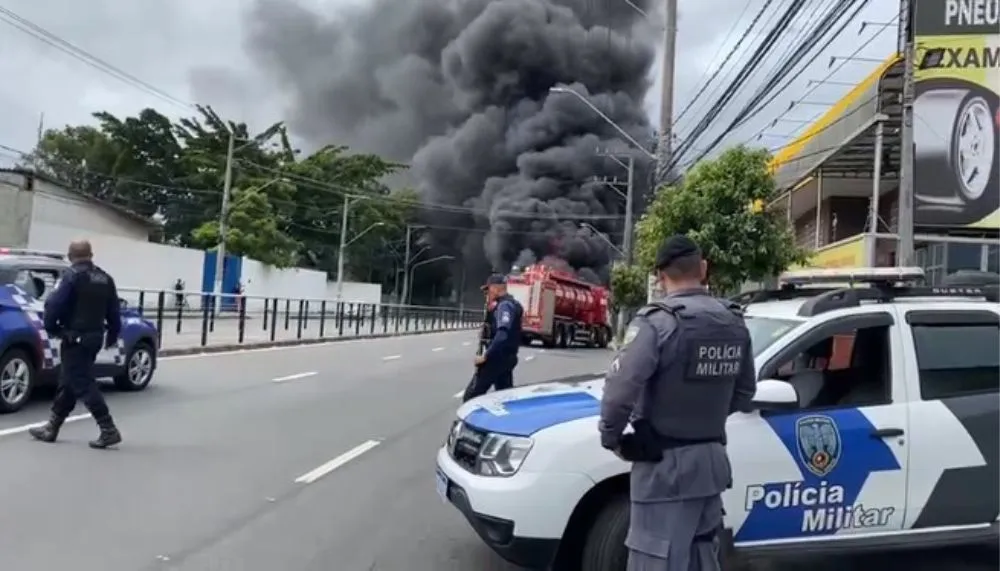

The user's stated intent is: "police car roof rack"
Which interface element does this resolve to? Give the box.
[797,283,1000,317]
[729,284,840,307]
[0,247,64,260]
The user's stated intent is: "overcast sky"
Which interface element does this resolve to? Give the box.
[0,0,899,169]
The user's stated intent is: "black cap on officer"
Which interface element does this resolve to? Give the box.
[481,273,507,291]
[654,234,702,272]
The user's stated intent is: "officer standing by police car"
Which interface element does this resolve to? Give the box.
[29,240,123,449]
[599,235,756,571]
[462,274,523,402]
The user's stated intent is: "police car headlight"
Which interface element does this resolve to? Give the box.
[477,433,533,477]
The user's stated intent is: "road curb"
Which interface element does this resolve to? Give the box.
[158,327,477,357]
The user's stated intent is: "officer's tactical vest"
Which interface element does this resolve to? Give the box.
[485,295,522,354]
[639,296,750,443]
[68,265,113,333]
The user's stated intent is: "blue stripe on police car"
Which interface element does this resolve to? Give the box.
[463,391,601,437]
[735,408,901,542]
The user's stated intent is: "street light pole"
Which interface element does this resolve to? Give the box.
[336,195,350,301]
[407,255,454,306]
[549,87,655,160]
[213,130,235,299]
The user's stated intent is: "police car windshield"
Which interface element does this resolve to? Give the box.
[745,316,800,356]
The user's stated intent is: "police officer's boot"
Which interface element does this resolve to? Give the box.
[89,416,122,449]
[28,415,64,443]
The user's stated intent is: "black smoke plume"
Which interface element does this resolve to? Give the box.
[244,0,657,286]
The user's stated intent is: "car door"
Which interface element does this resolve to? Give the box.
[899,307,1000,531]
[727,311,910,545]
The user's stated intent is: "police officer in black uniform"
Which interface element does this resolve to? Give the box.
[462,274,523,402]
[599,235,756,571]
[29,240,123,449]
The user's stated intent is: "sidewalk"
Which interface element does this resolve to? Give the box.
[152,314,473,355]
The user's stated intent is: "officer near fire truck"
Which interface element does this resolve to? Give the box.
[599,235,756,571]
[462,274,523,402]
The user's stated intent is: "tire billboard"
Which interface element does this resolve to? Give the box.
[913,0,999,229]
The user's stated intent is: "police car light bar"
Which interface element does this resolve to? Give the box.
[0,247,65,260]
[779,266,925,286]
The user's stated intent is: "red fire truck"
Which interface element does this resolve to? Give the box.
[506,264,612,349]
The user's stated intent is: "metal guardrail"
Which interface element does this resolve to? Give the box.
[117,288,481,351]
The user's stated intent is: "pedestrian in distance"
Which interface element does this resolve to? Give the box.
[599,235,756,571]
[29,239,123,449]
[462,274,524,403]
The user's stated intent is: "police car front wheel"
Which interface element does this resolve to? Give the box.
[114,342,155,391]
[580,493,629,571]
[0,348,35,413]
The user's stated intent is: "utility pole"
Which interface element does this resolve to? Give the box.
[214,130,235,298]
[401,224,414,305]
[597,149,636,338]
[656,0,679,184]
[896,0,916,266]
[336,195,350,301]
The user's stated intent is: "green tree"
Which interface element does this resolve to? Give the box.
[191,183,300,267]
[283,145,410,280]
[609,262,647,311]
[28,104,420,290]
[634,145,807,294]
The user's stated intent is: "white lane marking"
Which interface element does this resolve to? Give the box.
[158,330,475,361]
[538,349,547,353]
[453,390,465,399]
[272,371,318,383]
[461,341,471,347]
[294,439,382,484]
[0,413,92,438]
[525,355,536,362]
[382,355,402,361]
[432,347,445,352]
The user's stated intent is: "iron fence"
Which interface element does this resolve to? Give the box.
[117,288,481,351]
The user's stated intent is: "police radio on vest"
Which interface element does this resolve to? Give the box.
[779,267,925,287]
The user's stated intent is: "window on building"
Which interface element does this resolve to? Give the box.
[989,245,999,274]
[912,319,1000,399]
[917,243,946,285]
[946,244,983,273]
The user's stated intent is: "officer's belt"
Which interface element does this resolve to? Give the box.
[653,434,725,450]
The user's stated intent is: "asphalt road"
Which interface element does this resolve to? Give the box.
[0,332,993,571]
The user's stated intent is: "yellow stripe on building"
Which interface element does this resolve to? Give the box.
[769,54,903,173]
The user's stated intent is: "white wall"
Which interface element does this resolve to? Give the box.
[28,225,205,304]
[20,176,384,308]
[29,224,383,308]
[30,183,151,241]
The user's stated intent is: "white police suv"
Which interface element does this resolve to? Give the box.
[435,267,1000,570]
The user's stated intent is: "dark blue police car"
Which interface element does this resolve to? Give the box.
[0,248,159,413]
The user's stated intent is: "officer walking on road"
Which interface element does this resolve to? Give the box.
[462,274,523,402]
[29,240,123,449]
[599,235,756,571]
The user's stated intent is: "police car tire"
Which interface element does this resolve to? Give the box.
[113,341,155,391]
[580,492,629,571]
[0,349,34,413]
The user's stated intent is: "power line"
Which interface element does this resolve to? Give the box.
[674,0,787,136]
[3,142,628,232]
[672,0,763,128]
[670,0,810,165]
[0,4,193,111]
[675,0,865,170]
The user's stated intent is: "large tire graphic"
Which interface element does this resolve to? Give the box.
[913,80,999,227]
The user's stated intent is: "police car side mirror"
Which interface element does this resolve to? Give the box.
[751,379,799,412]
[118,298,128,310]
